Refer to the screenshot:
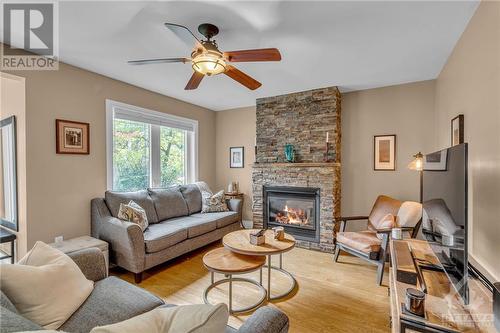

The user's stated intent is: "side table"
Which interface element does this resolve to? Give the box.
[50,236,109,272]
[0,228,16,263]
[203,247,267,314]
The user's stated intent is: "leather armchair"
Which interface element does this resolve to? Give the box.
[334,195,422,285]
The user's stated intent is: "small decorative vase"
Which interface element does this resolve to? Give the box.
[284,144,295,163]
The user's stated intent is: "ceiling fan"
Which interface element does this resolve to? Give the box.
[128,23,281,90]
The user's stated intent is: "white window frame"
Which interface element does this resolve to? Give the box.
[106,99,198,190]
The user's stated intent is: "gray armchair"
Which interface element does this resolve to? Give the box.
[0,248,289,333]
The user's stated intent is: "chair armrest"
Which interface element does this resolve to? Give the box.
[375,226,414,234]
[68,248,107,282]
[226,198,243,221]
[91,198,145,273]
[335,216,369,222]
[236,306,289,333]
[334,216,369,233]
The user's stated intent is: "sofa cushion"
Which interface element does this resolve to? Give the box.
[0,306,43,333]
[105,190,159,224]
[179,184,203,214]
[148,187,189,221]
[190,211,239,229]
[144,220,188,253]
[61,276,164,333]
[176,216,218,238]
[336,231,381,254]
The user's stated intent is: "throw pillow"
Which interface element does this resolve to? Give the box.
[396,201,422,228]
[201,190,228,213]
[374,214,395,239]
[118,200,149,231]
[90,303,229,333]
[0,241,94,329]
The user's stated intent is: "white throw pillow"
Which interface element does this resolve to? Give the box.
[90,303,229,333]
[397,201,422,228]
[0,241,94,329]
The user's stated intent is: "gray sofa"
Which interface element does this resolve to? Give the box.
[91,184,242,282]
[0,248,289,333]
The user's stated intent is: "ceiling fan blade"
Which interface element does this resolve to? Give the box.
[128,58,189,65]
[164,23,205,50]
[223,48,281,62]
[224,65,262,90]
[185,71,204,90]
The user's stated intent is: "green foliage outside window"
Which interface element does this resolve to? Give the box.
[113,118,186,191]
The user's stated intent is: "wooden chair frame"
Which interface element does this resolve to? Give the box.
[333,216,419,285]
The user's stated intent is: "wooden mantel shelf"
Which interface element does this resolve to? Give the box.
[253,162,341,168]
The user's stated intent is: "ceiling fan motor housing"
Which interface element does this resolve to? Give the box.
[198,23,219,40]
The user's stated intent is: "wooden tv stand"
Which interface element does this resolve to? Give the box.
[389,238,495,332]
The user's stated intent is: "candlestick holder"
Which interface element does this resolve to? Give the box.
[324,142,330,162]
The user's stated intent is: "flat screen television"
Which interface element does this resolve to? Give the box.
[422,143,468,304]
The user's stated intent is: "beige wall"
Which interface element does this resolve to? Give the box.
[341,81,436,230]
[434,1,500,281]
[0,73,28,257]
[215,107,256,220]
[5,62,216,251]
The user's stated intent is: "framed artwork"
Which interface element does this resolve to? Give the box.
[374,135,396,171]
[229,146,244,168]
[451,115,464,146]
[56,119,90,154]
[424,150,448,171]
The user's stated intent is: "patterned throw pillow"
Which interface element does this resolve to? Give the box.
[201,190,229,213]
[118,200,149,231]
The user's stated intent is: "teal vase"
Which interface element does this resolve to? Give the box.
[284,144,295,163]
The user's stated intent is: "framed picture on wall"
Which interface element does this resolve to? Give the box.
[229,147,244,168]
[374,135,396,171]
[56,119,90,154]
[451,114,464,146]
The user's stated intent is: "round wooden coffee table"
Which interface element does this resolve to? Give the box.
[202,247,267,314]
[223,229,296,301]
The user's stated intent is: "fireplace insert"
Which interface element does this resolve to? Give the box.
[263,186,320,242]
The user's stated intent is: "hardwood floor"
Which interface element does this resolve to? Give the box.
[113,242,391,332]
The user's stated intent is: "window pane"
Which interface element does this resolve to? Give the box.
[113,118,150,191]
[160,126,185,187]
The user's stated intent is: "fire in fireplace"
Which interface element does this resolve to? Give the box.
[263,186,320,242]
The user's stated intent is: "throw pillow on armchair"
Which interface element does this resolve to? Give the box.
[0,241,94,329]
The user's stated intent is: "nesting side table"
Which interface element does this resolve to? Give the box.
[203,247,267,314]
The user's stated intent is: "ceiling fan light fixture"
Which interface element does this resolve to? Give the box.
[191,52,226,76]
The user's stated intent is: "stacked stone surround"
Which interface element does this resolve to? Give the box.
[256,86,341,164]
[252,86,341,253]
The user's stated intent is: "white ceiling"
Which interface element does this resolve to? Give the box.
[36,1,482,110]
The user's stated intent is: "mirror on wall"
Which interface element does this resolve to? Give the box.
[0,116,18,231]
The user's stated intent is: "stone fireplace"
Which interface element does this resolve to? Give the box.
[252,86,341,253]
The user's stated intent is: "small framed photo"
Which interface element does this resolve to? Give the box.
[229,147,244,168]
[374,135,396,171]
[56,119,90,154]
[451,114,464,146]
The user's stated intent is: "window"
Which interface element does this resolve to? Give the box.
[106,100,198,191]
